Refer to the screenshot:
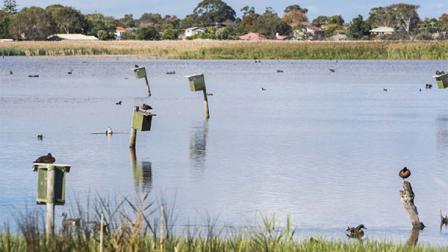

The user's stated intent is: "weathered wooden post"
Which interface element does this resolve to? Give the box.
[400,181,424,230]
[46,166,55,237]
[33,163,71,238]
[129,105,156,149]
[133,66,151,96]
[185,73,210,119]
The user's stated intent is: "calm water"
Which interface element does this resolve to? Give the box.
[0,57,447,245]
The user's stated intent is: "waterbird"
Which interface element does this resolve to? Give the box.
[67,70,73,75]
[141,104,152,111]
[28,74,39,78]
[9,70,13,75]
[399,167,411,179]
[426,84,432,89]
[206,93,214,96]
[106,127,113,135]
[419,89,422,92]
[166,71,176,75]
[61,212,81,229]
[276,69,284,73]
[441,209,448,232]
[34,153,55,164]
[115,101,122,105]
[329,69,335,73]
[346,224,366,239]
[134,64,139,68]
[261,88,266,91]
[383,88,388,92]
[37,134,43,140]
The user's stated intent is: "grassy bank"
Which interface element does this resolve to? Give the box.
[0,195,446,252]
[0,40,447,60]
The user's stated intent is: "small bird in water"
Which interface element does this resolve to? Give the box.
[276,69,284,73]
[116,101,122,105]
[34,153,55,164]
[206,93,214,96]
[399,167,411,179]
[346,224,366,239]
[383,88,388,92]
[329,69,335,73]
[9,70,13,75]
[426,84,432,89]
[37,134,43,140]
[134,64,139,68]
[28,74,39,78]
[67,70,73,75]
[261,88,266,91]
[141,104,152,111]
[105,127,113,135]
[441,209,448,232]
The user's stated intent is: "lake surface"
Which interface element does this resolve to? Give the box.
[0,57,447,246]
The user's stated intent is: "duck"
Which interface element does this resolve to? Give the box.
[383,88,388,92]
[426,84,432,89]
[261,88,266,91]
[399,167,411,179]
[115,101,122,105]
[105,127,113,135]
[37,134,43,140]
[9,70,13,75]
[276,69,284,73]
[28,74,39,78]
[441,209,448,232]
[206,93,214,96]
[166,71,176,75]
[61,212,81,229]
[141,104,152,111]
[329,69,335,73]
[134,64,139,68]
[34,153,55,164]
[346,224,366,238]
[67,70,73,75]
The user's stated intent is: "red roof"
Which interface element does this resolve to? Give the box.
[239,32,264,40]
[116,26,127,32]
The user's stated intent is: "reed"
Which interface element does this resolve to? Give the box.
[0,40,447,59]
[0,194,446,252]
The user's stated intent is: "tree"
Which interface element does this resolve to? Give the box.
[347,15,371,39]
[0,9,11,38]
[139,13,162,26]
[312,16,328,27]
[135,25,159,40]
[368,4,419,33]
[255,7,290,38]
[238,6,259,33]
[284,4,308,14]
[10,7,55,40]
[46,5,87,34]
[3,0,17,14]
[161,28,179,40]
[119,14,135,27]
[282,4,308,27]
[192,0,236,26]
[328,15,344,26]
[96,30,109,40]
[440,13,448,24]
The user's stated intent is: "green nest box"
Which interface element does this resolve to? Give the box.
[132,111,154,131]
[434,72,448,89]
[33,164,70,205]
[186,73,206,92]
[134,67,147,79]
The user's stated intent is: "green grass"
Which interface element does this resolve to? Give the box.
[1,40,447,59]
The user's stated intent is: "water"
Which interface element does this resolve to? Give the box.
[1,57,447,245]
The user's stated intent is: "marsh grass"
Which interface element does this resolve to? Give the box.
[0,40,447,59]
[0,194,446,252]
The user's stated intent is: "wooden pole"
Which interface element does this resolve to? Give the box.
[99,213,104,252]
[144,73,151,97]
[400,181,424,230]
[46,165,55,238]
[202,89,210,119]
[129,106,139,149]
[405,226,420,246]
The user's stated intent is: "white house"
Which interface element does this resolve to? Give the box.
[370,27,395,36]
[184,27,205,38]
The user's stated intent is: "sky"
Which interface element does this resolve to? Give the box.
[15,0,448,20]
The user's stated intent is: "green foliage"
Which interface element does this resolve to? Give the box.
[368,4,420,33]
[96,30,109,40]
[312,16,328,27]
[254,7,291,38]
[135,25,160,40]
[119,13,135,27]
[328,15,345,26]
[10,7,55,40]
[192,0,236,26]
[347,15,371,39]
[284,4,308,14]
[139,13,162,26]
[0,9,11,38]
[45,5,87,34]
[161,28,179,40]
[2,0,16,14]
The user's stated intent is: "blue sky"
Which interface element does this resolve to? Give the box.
[16,1,447,20]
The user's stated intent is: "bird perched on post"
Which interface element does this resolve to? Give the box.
[141,104,152,111]
[346,224,366,239]
[61,212,81,229]
[134,64,139,68]
[34,153,55,164]
[399,167,411,179]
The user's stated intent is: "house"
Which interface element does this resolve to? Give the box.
[115,26,128,40]
[184,27,205,38]
[47,34,98,41]
[275,33,288,40]
[370,27,395,36]
[306,26,325,40]
[239,32,264,41]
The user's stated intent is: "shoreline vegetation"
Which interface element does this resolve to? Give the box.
[1,40,448,60]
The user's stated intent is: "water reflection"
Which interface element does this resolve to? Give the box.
[189,121,209,173]
[130,149,152,192]
[436,116,448,148]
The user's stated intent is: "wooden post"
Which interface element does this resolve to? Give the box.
[202,89,210,119]
[160,206,166,249]
[129,106,139,149]
[405,226,420,246]
[400,181,424,230]
[99,213,104,252]
[144,73,151,97]
[46,165,55,238]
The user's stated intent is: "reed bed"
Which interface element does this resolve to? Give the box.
[0,40,447,59]
[0,194,446,252]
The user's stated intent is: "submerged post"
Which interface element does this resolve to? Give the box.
[202,89,210,119]
[46,165,55,237]
[129,106,139,149]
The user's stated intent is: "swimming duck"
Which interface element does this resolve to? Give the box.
[115,101,122,105]
[261,88,266,91]
[106,127,113,135]
[383,88,388,92]
[37,134,43,140]
[34,153,55,164]
[67,70,73,75]
[426,84,432,89]
[346,224,366,238]
[276,69,284,73]
[61,212,81,229]
[9,70,13,75]
[141,104,152,111]
[399,167,411,179]
[329,69,335,73]
[441,210,448,232]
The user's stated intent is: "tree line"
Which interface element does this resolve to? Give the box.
[0,0,447,41]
